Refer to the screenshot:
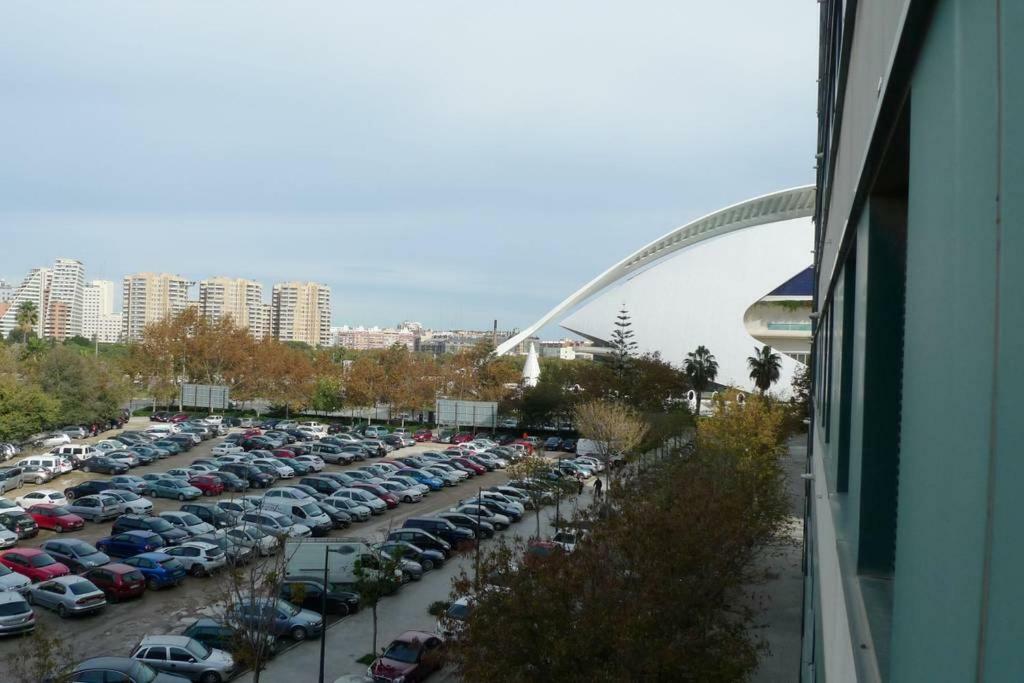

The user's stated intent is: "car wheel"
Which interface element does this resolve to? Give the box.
[190,564,206,577]
[147,577,160,590]
[54,524,63,533]
[290,626,307,641]
[82,466,91,473]
[203,489,211,497]
[199,672,221,683]
[421,558,434,571]
[177,493,185,501]
[56,604,67,618]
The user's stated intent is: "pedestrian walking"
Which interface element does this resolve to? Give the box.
[594,478,603,499]
[577,477,584,496]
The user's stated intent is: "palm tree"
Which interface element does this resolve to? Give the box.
[15,301,38,338]
[683,345,718,418]
[748,345,782,394]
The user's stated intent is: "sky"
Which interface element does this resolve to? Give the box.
[0,2,817,336]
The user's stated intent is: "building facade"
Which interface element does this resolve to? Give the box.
[804,1,1023,681]
[121,273,193,341]
[271,281,331,347]
[0,258,87,341]
[0,268,49,339]
[82,279,116,341]
[198,277,266,336]
[332,326,415,351]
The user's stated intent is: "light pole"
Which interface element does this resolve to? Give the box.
[318,546,344,683]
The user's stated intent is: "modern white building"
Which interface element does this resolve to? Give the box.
[498,187,815,393]
[0,258,87,341]
[82,279,116,341]
[0,268,49,339]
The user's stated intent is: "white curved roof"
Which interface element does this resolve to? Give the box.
[496,185,816,356]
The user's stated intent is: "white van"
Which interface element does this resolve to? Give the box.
[49,445,98,467]
[260,498,333,535]
[286,539,400,585]
[19,455,73,476]
[297,421,328,437]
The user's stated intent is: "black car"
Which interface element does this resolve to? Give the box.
[259,418,280,429]
[40,539,110,572]
[279,458,312,475]
[298,476,343,497]
[467,497,523,523]
[561,439,577,453]
[240,437,274,451]
[219,464,273,489]
[315,501,352,529]
[402,517,475,547]
[205,470,249,493]
[377,541,446,571]
[436,511,496,539]
[183,617,278,656]
[79,456,129,476]
[65,479,118,499]
[180,503,235,529]
[283,429,312,442]
[280,576,361,616]
[112,513,189,546]
[250,463,281,483]
[165,434,196,451]
[387,528,453,558]
[0,511,38,539]
[127,449,158,466]
[289,484,325,501]
[382,434,404,448]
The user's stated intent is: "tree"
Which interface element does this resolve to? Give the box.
[747,345,782,394]
[0,376,61,442]
[683,345,719,419]
[790,363,811,421]
[36,346,128,426]
[506,455,558,538]
[346,355,387,422]
[609,306,638,380]
[15,301,39,338]
[572,400,649,496]
[353,540,405,657]
[9,622,76,683]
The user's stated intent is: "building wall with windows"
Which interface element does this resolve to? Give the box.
[271,281,331,347]
[198,276,265,337]
[82,279,115,341]
[805,1,1024,681]
[121,273,193,341]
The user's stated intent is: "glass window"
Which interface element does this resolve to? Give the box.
[145,646,167,661]
[169,648,192,662]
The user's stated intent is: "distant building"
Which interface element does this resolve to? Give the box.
[121,273,193,341]
[332,325,414,351]
[198,276,266,337]
[82,279,116,341]
[742,266,812,365]
[539,340,579,360]
[417,329,516,355]
[96,313,122,344]
[0,258,86,341]
[0,279,14,303]
[272,281,331,347]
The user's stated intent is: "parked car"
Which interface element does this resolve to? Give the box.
[64,479,114,500]
[219,464,273,489]
[150,479,203,501]
[0,562,31,593]
[27,504,85,533]
[40,539,110,573]
[131,634,235,682]
[203,470,249,493]
[80,456,130,475]
[66,494,124,522]
[157,541,226,577]
[322,495,372,522]
[378,479,424,503]
[376,540,445,571]
[15,489,66,508]
[83,562,147,602]
[240,510,311,539]
[279,576,360,616]
[191,530,253,566]
[160,511,216,537]
[0,548,70,582]
[108,475,151,494]
[225,524,279,557]
[96,530,164,558]
[121,552,188,590]
[436,511,495,539]
[0,510,38,539]
[180,503,236,530]
[0,467,24,494]
[368,630,445,683]
[34,433,71,448]
[113,514,189,546]
[228,597,323,641]
[102,489,155,515]
[387,527,452,558]
[0,590,35,636]
[187,475,225,497]
[28,575,105,617]
[413,429,433,442]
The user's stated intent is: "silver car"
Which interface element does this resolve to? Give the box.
[0,563,30,594]
[0,590,34,636]
[131,634,235,682]
[27,575,106,617]
[225,524,279,556]
[102,489,154,515]
[66,494,123,522]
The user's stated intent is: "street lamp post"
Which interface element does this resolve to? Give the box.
[318,546,344,683]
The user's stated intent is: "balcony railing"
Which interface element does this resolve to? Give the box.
[766,321,812,331]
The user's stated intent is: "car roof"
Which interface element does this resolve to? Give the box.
[394,629,436,642]
[139,634,194,647]
[134,551,172,560]
[179,541,217,550]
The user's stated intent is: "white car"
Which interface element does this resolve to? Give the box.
[331,488,386,514]
[552,529,580,552]
[35,433,70,448]
[225,524,279,556]
[425,467,462,487]
[574,456,604,472]
[322,496,372,522]
[93,440,125,453]
[216,454,252,466]
[14,490,65,509]
[252,459,295,479]
[157,541,227,576]
[203,415,224,426]
[160,511,216,537]
[101,490,154,515]
[0,498,26,515]
[293,455,324,472]
[211,443,244,456]
[378,480,423,503]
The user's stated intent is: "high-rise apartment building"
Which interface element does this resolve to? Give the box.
[121,273,193,341]
[271,281,331,347]
[0,268,49,339]
[0,258,86,341]
[82,280,115,341]
[198,277,266,337]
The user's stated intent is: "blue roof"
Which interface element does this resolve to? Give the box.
[767,266,814,296]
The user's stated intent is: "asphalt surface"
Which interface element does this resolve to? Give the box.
[0,419,533,677]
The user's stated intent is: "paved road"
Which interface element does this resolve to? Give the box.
[244,489,592,683]
[0,419,537,677]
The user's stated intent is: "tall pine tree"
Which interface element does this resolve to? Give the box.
[610,306,638,379]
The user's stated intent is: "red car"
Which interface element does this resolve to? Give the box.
[84,563,147,602]
[272,448,296,459]
[240,428,262,438]
[26,504,85,533]
[413,430,433,442]
[188,475,224,497]
[451,433,474,444]
[0,548,70,583]
[169,413,190,423]
[369,630,445,682]
[513,439,536,454]
[452,457,486,475]
[351,483,399,509]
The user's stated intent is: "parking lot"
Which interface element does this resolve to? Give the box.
[0,420,529,678]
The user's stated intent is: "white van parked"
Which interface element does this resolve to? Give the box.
[18,455,73,476]
[260,498,333,535]
[49,445,98,467]
[297,422,328,437]
[145,424,180,437]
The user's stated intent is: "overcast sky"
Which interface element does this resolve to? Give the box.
[1,2,817,335]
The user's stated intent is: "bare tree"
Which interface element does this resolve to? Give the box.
[8,622,77,683]
[573,400,649,495]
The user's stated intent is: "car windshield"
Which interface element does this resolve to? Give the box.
[149,518,173,532]
[299,503,320,515]
[185,638,211,659]
[68,581,96,595]
[166,480,184,488]
[180,514,202,525]
[277,600,300,616]
[384,641,421,664]
[51,506,71,516]
[119,492,141,502]
[159,558,182,570]
[30,554,55,567]
[125,570,145,582]
[0,601,29,616]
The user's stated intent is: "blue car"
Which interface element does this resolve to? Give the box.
[148,478,202,501]
[121,552,187,590]
[96,530,164,558]
[397,468,444,491]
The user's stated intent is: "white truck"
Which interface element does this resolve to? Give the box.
[285,538,402,586]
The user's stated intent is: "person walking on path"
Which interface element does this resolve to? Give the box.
[594,478,603,499]
[577,477,584,496]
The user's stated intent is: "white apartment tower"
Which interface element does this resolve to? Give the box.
[272,281,331,347]
[82,279,115,341]
[121,273,193,341]
[0,258,86,341]
[198,277,266,337]
[0,268,49,339]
